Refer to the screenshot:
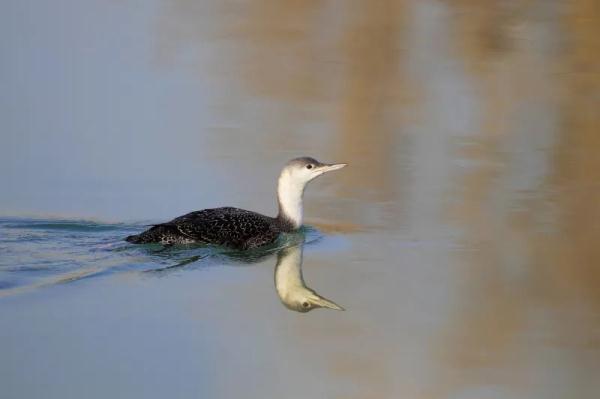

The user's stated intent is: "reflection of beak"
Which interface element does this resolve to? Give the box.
[318,163,347,174]
[311,295,345,311]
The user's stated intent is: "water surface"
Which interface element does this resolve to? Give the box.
[1,0,599,398]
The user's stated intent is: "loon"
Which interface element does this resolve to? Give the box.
[125,157,346,249]
[275,244,344,312]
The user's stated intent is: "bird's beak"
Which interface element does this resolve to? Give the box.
[318,163,347,173]
[311,295,345,311]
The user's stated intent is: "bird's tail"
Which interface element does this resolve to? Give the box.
[125,225,170,244]
[125,233,144,243]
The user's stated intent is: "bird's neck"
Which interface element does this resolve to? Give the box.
[276,172,305,230]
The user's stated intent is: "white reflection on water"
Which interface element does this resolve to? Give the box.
[275,243,344,312]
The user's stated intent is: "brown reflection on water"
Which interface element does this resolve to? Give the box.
[158,0,412,223]
[332,0,406,205]
[434,1,600,397]
[157,0,599,397]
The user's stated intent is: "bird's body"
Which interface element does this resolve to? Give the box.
[125,157,346,249]
[126,207,289,249]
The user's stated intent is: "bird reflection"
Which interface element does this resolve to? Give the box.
[139,236,344,313]
[275,244,344,313]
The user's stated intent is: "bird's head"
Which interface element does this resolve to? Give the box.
[280,157,347,187]
[277,156,347,229]
[282,287,345,313]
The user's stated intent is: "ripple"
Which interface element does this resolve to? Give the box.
[0,218,335,297]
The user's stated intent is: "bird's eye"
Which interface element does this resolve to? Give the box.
[306,164,313,170]
[302,301,310,308]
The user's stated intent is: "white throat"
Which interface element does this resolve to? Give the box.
[277,171,306,229]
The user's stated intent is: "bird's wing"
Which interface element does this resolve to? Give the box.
[165,207,277,248]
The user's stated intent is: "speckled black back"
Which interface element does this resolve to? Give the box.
[126,207,288,249]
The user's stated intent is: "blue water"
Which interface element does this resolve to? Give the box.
[0,218,321,297]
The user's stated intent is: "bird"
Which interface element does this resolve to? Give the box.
[125,157,346,249]
[274,244,344,312]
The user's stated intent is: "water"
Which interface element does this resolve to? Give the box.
[0,219,325,296]
[2,0,599,398]
[2,208,598,398]
[0,217,356,398]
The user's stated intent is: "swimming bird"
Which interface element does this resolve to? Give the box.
[125,157,346,249]
[275,244,344,312]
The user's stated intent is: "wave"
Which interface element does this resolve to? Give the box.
[0,218,331,298]
[0,218,138,232]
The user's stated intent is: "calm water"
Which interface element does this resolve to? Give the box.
[2,0,599,398]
